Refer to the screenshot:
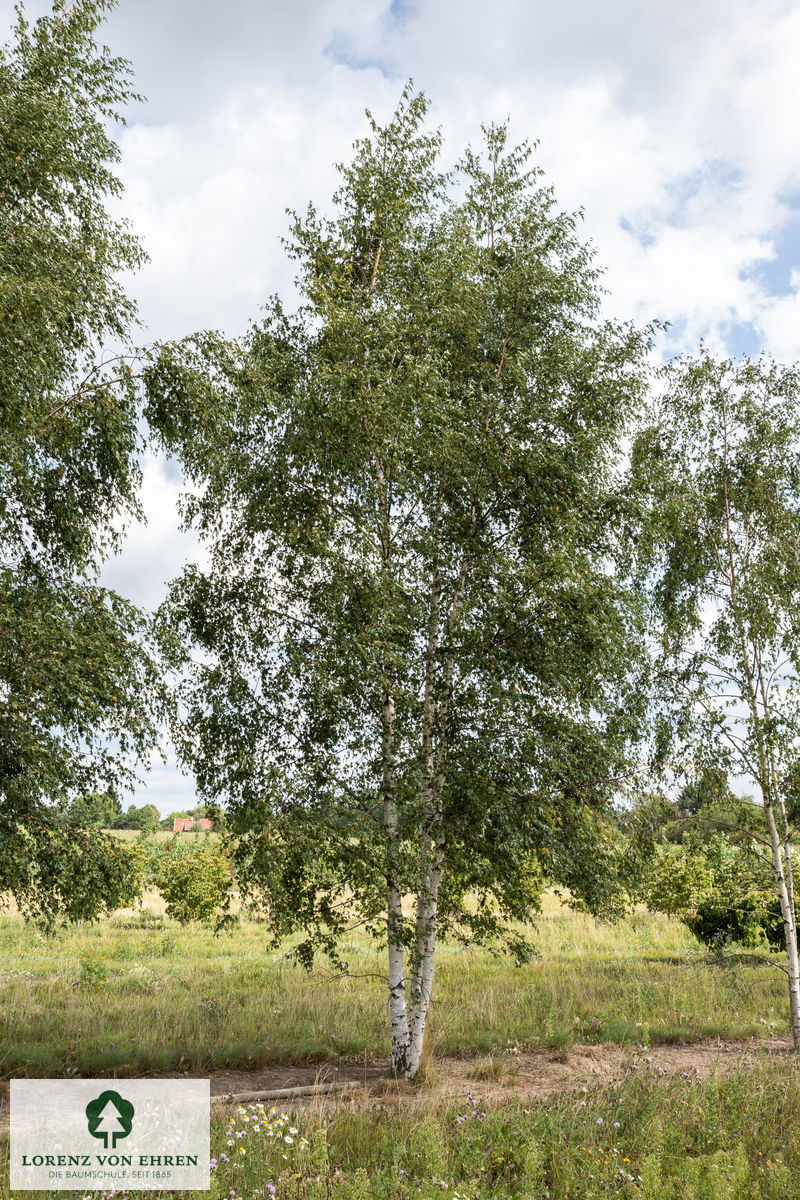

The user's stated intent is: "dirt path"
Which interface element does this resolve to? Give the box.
[205,1034,798,1112]
[1,1036,796,1130]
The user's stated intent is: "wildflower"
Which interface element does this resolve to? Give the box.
[284,1136,294,1145]
[597,1118,603,1125]
[266,1188,276,1197]
[613,1122,620,1129]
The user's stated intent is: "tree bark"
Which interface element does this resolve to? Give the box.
[763,795,800,1048]
[382,686,412,1075]
[406,821,444,1076]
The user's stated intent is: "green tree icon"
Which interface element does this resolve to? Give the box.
[85,1090,134,1149]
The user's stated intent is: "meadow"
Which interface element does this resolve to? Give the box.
[3,891,799,1198]
[3,1048,800,1198]
[0,890,789,1078]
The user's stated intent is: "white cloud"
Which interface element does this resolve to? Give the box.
[100,450,204,611]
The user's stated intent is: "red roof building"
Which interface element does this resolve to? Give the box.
[173,817,213,832]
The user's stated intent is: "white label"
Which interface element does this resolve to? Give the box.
[10,1079,210,1190]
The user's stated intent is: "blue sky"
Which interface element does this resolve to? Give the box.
[4,0,800,812]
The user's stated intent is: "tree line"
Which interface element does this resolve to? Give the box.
[4,0,800,1077]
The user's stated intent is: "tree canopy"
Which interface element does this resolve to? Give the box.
[633,352,800,1046]
[0,0,166,923]
[150,87,652,1076]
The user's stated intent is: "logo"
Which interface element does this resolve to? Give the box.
[12,1078,209,1190]
[85,1090,134,1149]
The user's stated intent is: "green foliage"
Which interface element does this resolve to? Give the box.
[676,766,730,818]
[0,0,169,925]
[78,949,108,989]
[685,893,783,953]
[631,353,800,802]
[683,837,787,951]
[6,817,145,925]
[150,836,232,924]
[68,789,122,829]
[149,88,653,984]
[113,801,160,832]
[632,353,800,1019]
[643,833,790,952]
[644,844,714,917]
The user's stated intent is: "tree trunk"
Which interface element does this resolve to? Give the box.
[381,684,413,1075]
[764,797,800,1049]
[405,832,444,1077]
[387,888,412,1075]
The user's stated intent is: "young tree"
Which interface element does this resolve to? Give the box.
[633,353,800,1047]
[150,90,651,1077]
[0,0,167,923]
[69,789,123,829]
[113,802,161,832]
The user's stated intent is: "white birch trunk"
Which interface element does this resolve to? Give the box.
[396,510,445,1078]
[381,686,414,1075]
[764,797,800,1049]
[387,877,411,1074]
[405,827,444,1076]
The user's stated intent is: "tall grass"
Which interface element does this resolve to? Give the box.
[3,1063,800,1197]
[0,890,788,1078]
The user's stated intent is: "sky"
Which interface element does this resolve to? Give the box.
[6,0,800,813]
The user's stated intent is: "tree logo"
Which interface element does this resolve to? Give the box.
[85,1090,134,1149]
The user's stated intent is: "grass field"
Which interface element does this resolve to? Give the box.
[3,1063,800,1198]
[0,890,790,1078]
[2,890,799,1198]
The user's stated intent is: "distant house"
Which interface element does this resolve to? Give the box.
[173,817,213,833]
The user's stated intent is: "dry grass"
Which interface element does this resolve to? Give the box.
[0,889,789,1078]
[465,1054,518,1083]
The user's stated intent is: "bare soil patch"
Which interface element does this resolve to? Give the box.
[1,1036,795,1131]
[205,1035,798,1114]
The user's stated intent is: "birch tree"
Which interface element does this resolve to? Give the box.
[633,353,800,1048]
[1,0,169,922]
[151,88,651,1078]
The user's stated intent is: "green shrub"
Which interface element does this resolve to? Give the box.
[644,836,795,952]
[644,845,713,916]
[78,950,108,989]
[151,837,232,924]
[688,837,792,952]
[684,892,779,950]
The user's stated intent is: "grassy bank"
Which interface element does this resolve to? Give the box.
[3,1063,800,1198]
[0,893,788,1077]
